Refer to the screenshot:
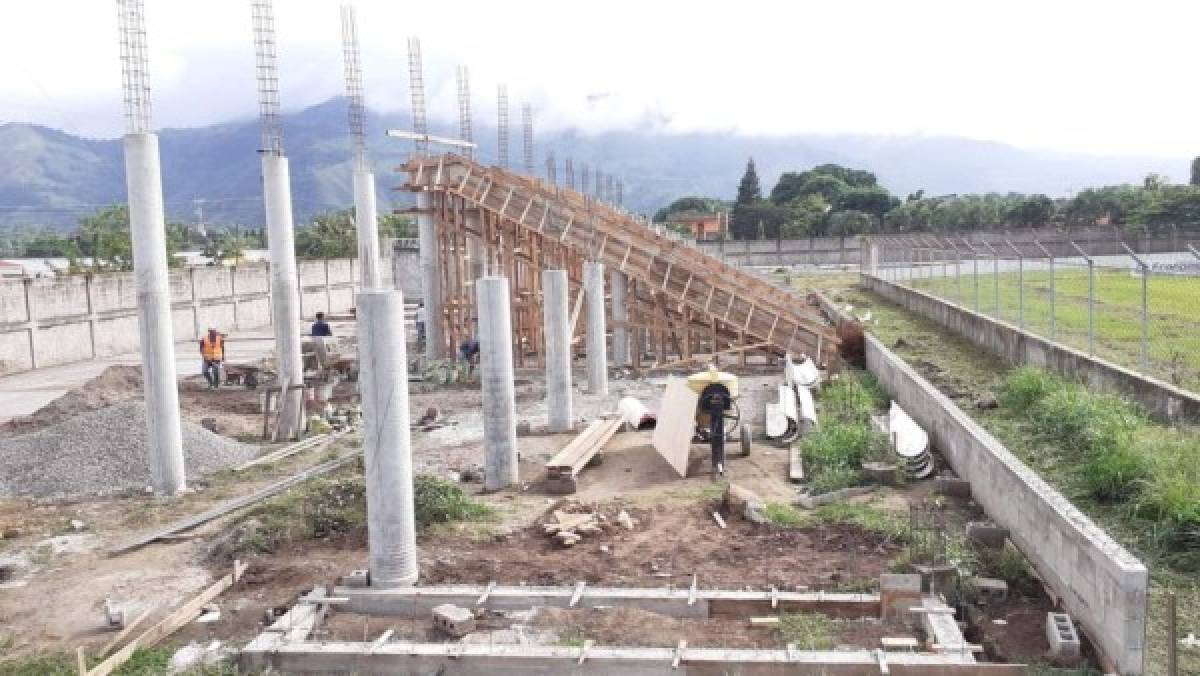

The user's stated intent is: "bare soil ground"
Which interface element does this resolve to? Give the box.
[0,355,1071,670]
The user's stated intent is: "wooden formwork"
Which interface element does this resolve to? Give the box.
[400,155,840,370]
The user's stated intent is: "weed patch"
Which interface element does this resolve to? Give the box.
[776,612,834,649]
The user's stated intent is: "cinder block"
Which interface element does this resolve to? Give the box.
[433,603,476,637]
[879,573,922,620]
[934,476,971,498]
[911,563,958,593]
[1046,612,1081,659]
[972,577,1008,603]
[340,569,369,588]
[966,521,1009,549]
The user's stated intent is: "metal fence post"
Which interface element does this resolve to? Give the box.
[1071,241,1094,356]
[961,238,980,311]
[981,241,1000,318]
[1122,243,1150,372]
[1005,239,1024,330]
[1034,240,1054,340]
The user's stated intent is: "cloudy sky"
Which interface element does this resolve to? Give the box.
[1,0,1195,157]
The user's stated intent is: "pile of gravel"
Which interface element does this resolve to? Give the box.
[0,400,259,498]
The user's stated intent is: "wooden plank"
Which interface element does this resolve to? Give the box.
[567,283,587,337]
[86,561,247,676]
[545,419,621,477]
[96,608,152,658]
[788,446,805,482]
[650,377,698,478]
[109,451,362,556]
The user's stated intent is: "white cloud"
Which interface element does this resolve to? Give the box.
[1,0,1196,156]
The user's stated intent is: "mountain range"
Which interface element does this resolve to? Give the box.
[0,97,1189,230]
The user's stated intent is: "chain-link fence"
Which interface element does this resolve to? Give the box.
[869,231,1200,393]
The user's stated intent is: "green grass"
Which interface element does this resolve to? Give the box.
[909,267,1200,391]
[775,612,834,649]
[800,372,890,493]
[230,473,492,556]
[0,647,241,676]
[764,501,908,543]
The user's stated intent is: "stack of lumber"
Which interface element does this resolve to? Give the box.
[543,510,602,547]
[544,418,622,493]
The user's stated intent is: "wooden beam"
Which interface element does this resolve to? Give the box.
[85,561,248,676]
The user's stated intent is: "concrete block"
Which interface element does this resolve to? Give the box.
[966,521,1009,549]
[934,476,971,498]
[1046,612,1081,659]
[971,577,1008,603]
[879,573,922,620]
[432,604,476,637]
[340,569,369,588]
[911,564,958,594]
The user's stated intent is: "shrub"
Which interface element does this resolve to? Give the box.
[776,612,834,649]
[802,421,888,493]
[1080,446,1150,502]
[1029,386,1139,456]
[821,374,886,424]
[414,475,492,526]
[1000,367,1056,412]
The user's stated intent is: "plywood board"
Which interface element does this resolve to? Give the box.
[651,376,697,477]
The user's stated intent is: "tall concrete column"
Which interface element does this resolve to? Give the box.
[464,209,485,281]
[125,132,186,495]
[477,276,518,491]
[262,154,304,440]
[416,191,443,359]
[610,270,629,367]
[542,269,572,432]
[358,289,418,587]
[353,169,382,289]
[584,261,608,395]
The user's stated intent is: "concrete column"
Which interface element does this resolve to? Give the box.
[476,276,518,491]
[416,191,443,359]
[262,154,305,440]
[354,169,382,289]
[610,270,629,367]
[542,270,572,432]
[584,261,608,395]
[468,206,487,280]
[124,132,186,495]
[867,240,880,275]
[358,289,419,587]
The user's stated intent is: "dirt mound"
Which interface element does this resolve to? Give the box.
[1,365,144,435]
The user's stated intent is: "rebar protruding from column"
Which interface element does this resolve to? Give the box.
[340,3,380,287]
[543,270,573,432]
[407,36,427,156]
[477,277,519,490]
[584,261,608,395]
[497,84,509,168]
[565,158,575,190]
[455,65,473,160]
[545,151,557,185]
[521,103,534,174]
[359,289,418,588]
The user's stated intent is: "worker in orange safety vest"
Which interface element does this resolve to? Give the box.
[200,327,225,389]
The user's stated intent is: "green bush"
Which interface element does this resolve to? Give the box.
[1000,367,1056,412]
[802,421,888,493]
[1081,446,1150,502]
[821,374,886,424]
[776,612,834,649]
[1134,474,1200,561]
[414,475,492,526]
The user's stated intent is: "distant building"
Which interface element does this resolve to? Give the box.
[667,211,726,241]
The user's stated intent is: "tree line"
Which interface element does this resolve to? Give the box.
[653,157,1200,240]
[1,206,415,272]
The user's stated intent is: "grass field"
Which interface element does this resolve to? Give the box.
[904,267,1200,392]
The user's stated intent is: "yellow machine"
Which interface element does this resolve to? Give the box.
[687,365,750,476]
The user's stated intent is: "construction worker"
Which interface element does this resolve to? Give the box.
[199,327,225,389]
[459,337,480,368]
[311,311,333,337]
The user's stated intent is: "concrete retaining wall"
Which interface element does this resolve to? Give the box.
[695,235,860,267]
[0,257,385,375]
[860,274,1200,423]
[860,329,1147,674]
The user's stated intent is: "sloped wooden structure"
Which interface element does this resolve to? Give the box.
[401,155,839,370]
